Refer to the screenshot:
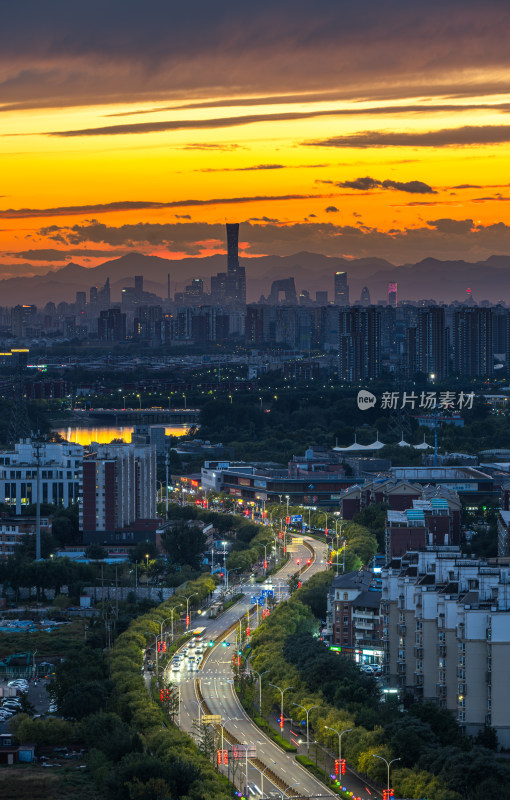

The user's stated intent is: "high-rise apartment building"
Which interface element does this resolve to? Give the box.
[81,442,156,534]
[382,547,510,746]
[452,308,493,377]
[338,307,381,381]
[415,307,449,378]
[98,308,127,341]
[334,271,349,305]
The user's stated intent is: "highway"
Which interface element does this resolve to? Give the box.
[166,536,378,800]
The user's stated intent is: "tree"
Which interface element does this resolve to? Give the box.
[86,543,108,560]
[161,522,206,569]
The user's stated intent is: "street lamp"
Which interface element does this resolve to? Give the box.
[372,755,401,794]
[165,451,170,515]
[281,782,301,798]
[325,726,352,771]
[183,592,198,629]
[268,683,294,742]
[293,703,319,755]
[183,393,187,409]
[225,566,241,593]
[285,495,290,515]
[256,761,277,798]
[251,668,268,714]
[145,632,160,681]
[137,393,142,409]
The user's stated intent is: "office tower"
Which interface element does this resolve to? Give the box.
[167,273,171,302]
[338,307,381,381]
[89,286,98,310]
[225,223,246,307]
[185,278,204,302]
[211,272,228,304]
[452,308,493,377]
[360,286,371,305]
[98,308,127,341]
[316,290,328,306]
[416,307,449,379]
[388,282,397,307]
[11,305,36,337]
[75,291,86,312]
[334,271,349,305]
[134,275,143,296]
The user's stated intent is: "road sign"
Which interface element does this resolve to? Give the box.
[250,596,258,604]
[261,589,274,597]
[291,515,303,523]
[202,714,221,724]
[231,744,257,759]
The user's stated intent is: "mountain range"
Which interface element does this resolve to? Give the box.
[0,251,509,306]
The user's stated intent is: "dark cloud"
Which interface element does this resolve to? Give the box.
[452,184,482,189]
[0,4,509,113]
[174,214,191,219]
[0,193,332,219]
[427,219,474,234]
[7,248,129,261]
[338,176,436,194]
[307,125,510,149]
[44,108,362,137]
[38,216,510,264]
[325,206,339,213]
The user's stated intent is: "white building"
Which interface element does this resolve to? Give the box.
[0,440,83,513]
[381,547,510,746]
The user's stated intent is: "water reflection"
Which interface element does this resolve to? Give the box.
[55,425,189,447]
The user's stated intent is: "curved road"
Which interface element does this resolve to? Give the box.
[168,536,378,800]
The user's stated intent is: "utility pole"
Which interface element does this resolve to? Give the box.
[34,438,42,561]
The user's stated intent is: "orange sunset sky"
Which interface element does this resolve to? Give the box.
[2,1,510,278]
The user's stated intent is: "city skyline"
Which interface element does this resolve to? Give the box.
[2,2,510,277]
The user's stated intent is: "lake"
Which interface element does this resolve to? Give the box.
[54,424,190,447]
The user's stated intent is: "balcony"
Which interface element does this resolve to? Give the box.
[437,645,447,657]
[414,647,424,659]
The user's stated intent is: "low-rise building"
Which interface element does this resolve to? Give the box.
[325,571,383,665]
[0,440,82,513]
[0,515,52,560]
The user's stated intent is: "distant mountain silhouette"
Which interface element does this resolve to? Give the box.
[0,251,508,306]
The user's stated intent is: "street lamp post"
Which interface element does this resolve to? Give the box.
[145,632,160,681]
[251,668,268,714]
[293,703,319,755]
[168,605,183,641]
[325,726,352,773]
[281,782,301,798]
[372,755,401,794]
[256,761,277,798]
[226,566,241,593]
[268,683,294,742]
[165,451,170,515]
[285,495,290,515]
[184,593,198,630]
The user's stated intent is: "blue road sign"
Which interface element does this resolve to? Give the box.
[291,514,303,523]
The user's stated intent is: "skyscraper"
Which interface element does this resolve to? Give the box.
[360,286,371,305]
[452,308,493,377]
[338,307,381,381]
[388,281,397,307]
[334,271,349,305]
[416,307,448,378]
[225,223,246,307]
